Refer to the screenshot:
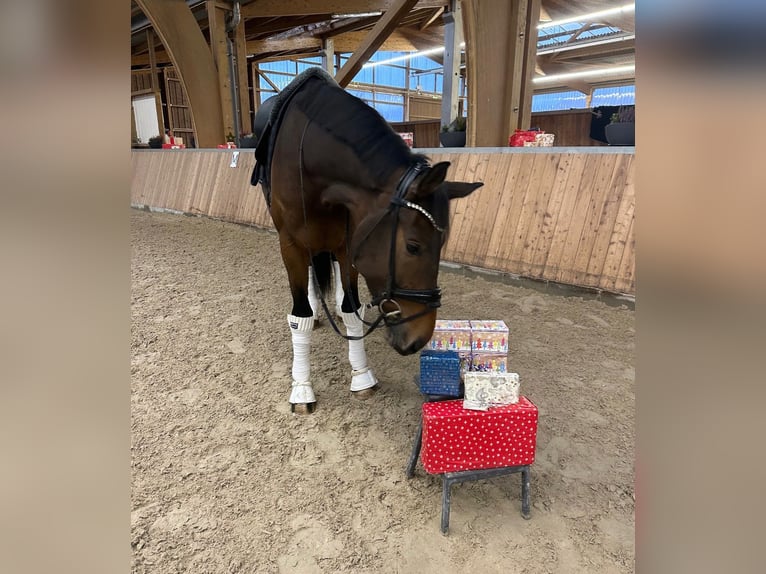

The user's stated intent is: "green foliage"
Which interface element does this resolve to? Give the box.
[441,116,467,132]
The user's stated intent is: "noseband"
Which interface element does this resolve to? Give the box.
[362,159,444,326]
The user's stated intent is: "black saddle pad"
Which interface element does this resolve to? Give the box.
[250,67,338,205]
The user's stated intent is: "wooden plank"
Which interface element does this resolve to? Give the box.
[516,153,561,278]
[560,154,618,287]
[584,154,632,286]
[489,154,536,271]
[505,153,548,269]
[539,154,587,279]
[470,154,513,268]
[600,158,635,292]
[335,0,419,88]
[612,217,635,294]
[551,154,601,284]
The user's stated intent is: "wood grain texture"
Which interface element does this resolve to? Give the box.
[131,149,635,294]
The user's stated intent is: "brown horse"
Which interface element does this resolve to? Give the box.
[251,68,482,413]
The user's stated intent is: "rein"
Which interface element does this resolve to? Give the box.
[298,119,443,341]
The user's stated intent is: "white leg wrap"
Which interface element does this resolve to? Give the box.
[306,266,320,321]
[287,315,316,404]
[333,260,344,314]
[341,307,378,392]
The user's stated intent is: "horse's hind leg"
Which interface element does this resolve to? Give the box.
[279,237,317,414]
[334,254,378,398]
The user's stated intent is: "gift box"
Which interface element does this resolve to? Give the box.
[427,320,472,352]
[421,397,538,474]
[419,350,462,396]
[468,352,508,373]
[470,320,509,353]
[463,371,520,410]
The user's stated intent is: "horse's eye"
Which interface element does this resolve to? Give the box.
[406,242,421,255]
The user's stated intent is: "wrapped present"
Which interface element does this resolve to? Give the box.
[468,352,508,373]
[419,350,462,396]
[463,371,520,410]
[470,320,509,353]
[427,320,472,352]
[421,397,538,473]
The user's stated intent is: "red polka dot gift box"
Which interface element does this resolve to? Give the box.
[420,397,538,474]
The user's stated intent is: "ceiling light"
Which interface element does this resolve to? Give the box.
[332,11,382,18]
[537,34,635,55]
[538,3,634,30]
[533,64,635,83]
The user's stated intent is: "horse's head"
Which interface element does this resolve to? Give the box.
[324,161,482,355]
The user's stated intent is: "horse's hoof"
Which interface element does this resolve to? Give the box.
[351,385,379,400]
[291,402,317,414]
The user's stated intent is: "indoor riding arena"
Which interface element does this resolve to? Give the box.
[131,1,635,572]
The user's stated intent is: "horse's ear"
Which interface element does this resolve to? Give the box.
[444,180,483,200]
[414,162,451,195]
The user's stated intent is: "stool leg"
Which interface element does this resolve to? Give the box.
[405,421,423,478]
[521,466,531,519]
[441,476,452,535]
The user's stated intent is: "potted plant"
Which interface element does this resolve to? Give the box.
[147,134,163,149]
[439,116,467,147]
[605,105,635,146]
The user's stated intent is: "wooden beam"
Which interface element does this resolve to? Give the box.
[440,0,461,128]
[420,6,444,30]
[335,0,419,87]
[146,28,159,91]
[247,36,322,54]
[242,0,444,19]
[322,37,335,73]
[207,1,235,139]
[332,29,418,52]
[134,0,225,147]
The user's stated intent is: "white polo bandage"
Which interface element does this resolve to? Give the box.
[341,307,378,391]
[287,315,316,404]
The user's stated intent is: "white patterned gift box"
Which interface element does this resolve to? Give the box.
[463,372,520,411]
[470,320,509,353]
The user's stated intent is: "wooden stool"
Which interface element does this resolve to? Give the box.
[407,397,538,534]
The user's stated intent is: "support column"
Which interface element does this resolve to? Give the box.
[440,0,463,129]
[135,0,225,147]
[234,18,252,135]
[207,0,235,141]
[518,0,541,131]
[321,37,335,74]
[461,0,538,146]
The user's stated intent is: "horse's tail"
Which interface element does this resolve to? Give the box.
[311,252,334,298]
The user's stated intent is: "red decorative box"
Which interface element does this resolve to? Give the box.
[420,397,538,474]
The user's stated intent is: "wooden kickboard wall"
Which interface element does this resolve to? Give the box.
[131,150,635,294]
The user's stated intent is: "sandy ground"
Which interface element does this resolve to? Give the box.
[131,209,634,573]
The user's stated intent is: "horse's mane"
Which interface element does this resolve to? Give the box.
[288,68,427,187]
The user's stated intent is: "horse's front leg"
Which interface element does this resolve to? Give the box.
[279,236,316,414]
[334,253,378,398]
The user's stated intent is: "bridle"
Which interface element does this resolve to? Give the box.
[297,119,444,340]
[356,158,444,326]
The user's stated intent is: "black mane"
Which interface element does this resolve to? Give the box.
[293,73,427,187]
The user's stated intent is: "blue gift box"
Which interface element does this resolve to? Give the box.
[419,350,463,397]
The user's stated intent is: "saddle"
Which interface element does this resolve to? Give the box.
[250,67,339,206]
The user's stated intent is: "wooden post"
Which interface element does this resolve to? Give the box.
[322,37,335,74]
[207,0,235,141]
[234,18,252,134]
[462,0,537,146]
[518,0,541,131]
[440,0,463,130]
